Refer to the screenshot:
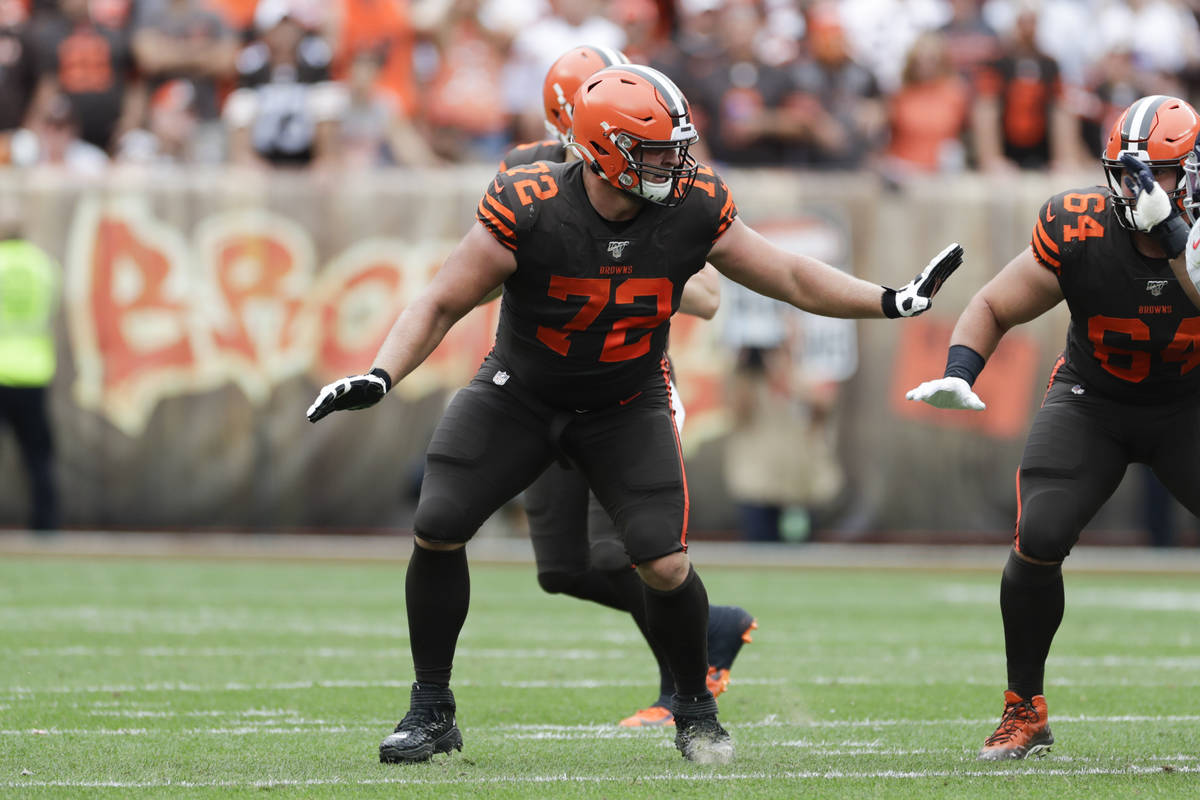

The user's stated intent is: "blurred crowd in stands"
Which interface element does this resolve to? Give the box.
[0,0,1197,175]
[2,0,1197,545]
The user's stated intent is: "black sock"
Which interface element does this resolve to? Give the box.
[605,566,674,701]
[545,568,631,612]
[406,543,470,686]
[642,565,710,698]
[1000,549,1064,699]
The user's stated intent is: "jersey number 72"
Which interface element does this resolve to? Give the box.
[536,276,673,363]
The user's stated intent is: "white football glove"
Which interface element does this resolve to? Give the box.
[307,368,391,423]
[905,376,986,411]
[883,243,964,318]
[1120,152,1173,232]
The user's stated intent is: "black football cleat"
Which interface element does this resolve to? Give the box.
[379,682,463,764]
[672,692,734,764]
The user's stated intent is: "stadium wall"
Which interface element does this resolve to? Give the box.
[0,166,1176,539]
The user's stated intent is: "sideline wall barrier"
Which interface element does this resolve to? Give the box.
[0,166,1176,538]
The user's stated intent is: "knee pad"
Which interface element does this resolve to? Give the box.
[413,495,475,545]
[1016,485,1079,562]
[589,539,631,573]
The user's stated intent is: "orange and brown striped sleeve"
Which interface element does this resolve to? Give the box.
[1030,199,1062,274]
[712,175,738,244]
[476,175,519,252]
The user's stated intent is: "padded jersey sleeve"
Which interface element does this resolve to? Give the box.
[1030,187,1109,278]
[497,139,561,171]
[476,172,522,252]
[1030,195,1064,275]
[690,164,739,245]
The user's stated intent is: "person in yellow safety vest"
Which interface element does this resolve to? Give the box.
[0,224,60,532]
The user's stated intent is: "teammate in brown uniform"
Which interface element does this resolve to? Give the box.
[309,63,963,765]
[907,95,1200,760]
[505,45,756,729]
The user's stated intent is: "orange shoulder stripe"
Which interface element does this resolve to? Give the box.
[719,194,736,221]
[1031,234,1061,271]
[477,201,515,243]
[1034,219,1060,253]
[485,192,516,223]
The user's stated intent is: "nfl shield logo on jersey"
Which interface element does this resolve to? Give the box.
[607,241,631,260]
[1146,280,1168,296]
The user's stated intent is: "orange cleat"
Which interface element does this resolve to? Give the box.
[618,705,675,727]
[706,667,731,698]
[977,691,1054,760]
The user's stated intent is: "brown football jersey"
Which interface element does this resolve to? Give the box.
[475,159,736,409]
[1031,185,1200,403]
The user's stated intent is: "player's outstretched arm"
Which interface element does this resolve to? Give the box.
[907,246,1063,411]
[1174,217,1200,312]
[307,223,516,423]
[677,264,721,319]
[706,217,961,318]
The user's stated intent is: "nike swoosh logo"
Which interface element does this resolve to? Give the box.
[1045,207,1056,223]
[619,391,643,406]
[493,178,503,193]
[1193,236,1200,250]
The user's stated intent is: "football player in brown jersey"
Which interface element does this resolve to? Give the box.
[907,94,1200,761]
[501,45,756,730]
[309,64,962,766]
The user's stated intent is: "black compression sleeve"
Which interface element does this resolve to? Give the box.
[1150,215,1189,260]
[943,344,986,386]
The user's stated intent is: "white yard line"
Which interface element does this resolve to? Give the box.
[8,673,1200,696]
[4,764,1200,789]
[938,583,1200,612]
[3,646,627,660]
[8,646,1200,673]
[5,713,1200,736]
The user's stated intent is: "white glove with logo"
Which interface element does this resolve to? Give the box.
[1120,152,1173,232]
[905,376,986,411]
[882,243,964,318]
[307,368,392,423]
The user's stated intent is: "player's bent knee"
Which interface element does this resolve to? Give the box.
[636,551,690,591]
[413,536,464,551]
[1016,486,1081,563]
[413,495,477,545]
[536,570,574,595]
[589,539,631,572]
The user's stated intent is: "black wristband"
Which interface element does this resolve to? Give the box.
[943,344,986,386]
[881,288,900,318]
[1150,214,1189,260]
[369,367,393,391]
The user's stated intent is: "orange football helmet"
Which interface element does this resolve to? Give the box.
[569,65,699,207]
[542,45,629,146]
[1102,95,1200,228]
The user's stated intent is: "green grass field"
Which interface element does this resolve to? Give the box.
[2,553,1198,798]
